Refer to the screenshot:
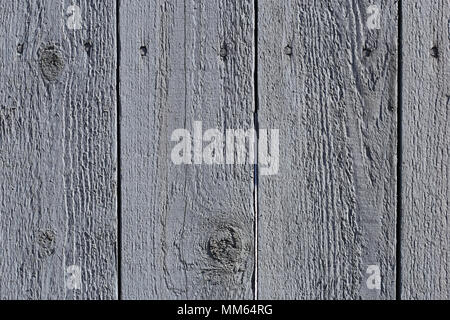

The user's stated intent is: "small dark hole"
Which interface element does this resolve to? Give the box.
[219,46,227,58]
[140,46,147,56]
[388,102,394,112]
[363,47,372,57]
[430,46,439,58]
[17,43,24,55]
[284,45,293,56]
[84,40,92,53]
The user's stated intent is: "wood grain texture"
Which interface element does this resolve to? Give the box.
[0,0,448,301]
[257,0,398,299]
[0,1,117,299]
[400,0,449,300]
[119,0,255,299]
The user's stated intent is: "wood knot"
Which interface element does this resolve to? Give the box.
[37,229,56,258]
[208,225,242,266]
[39,46,64,81]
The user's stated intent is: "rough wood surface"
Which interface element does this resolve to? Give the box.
[0,1,117,299]
[119,0,255,299]
[257,0,398,299]
[400,0,449,300]
[0,0,448,301]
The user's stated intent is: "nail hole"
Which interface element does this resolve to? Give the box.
[388,102,394,112]
[430,46,439,59]
[284,45,293,56]
[17,43,24,55]
[83,40,92,54]
[363,47,372,57]
[219,46,227,58]
[140,46,147,57]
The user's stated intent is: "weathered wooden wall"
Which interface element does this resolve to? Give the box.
[0,0,448,300]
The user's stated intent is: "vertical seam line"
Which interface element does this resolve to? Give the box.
[116,0,122,300]
[396,0,403,301]
[253,0,259,300]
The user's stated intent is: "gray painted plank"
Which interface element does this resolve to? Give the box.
[401,0,449,300]
[120,0,255,299]
[0,1,117,299]
[257,0,398,299]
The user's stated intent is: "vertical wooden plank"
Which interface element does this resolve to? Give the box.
[0,1,117,299]
[401,0,449,299]
[257,0,398,299]
[120,0,255,299]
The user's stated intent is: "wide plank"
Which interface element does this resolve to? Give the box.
[257,0,398,299]
[400,0,449,299]
[0,1,117,299]
[120,0,255,299]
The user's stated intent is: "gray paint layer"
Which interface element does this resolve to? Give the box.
[257,0,398,299]
[119,0,255,299]
[401,0,449,300]
[0,0,448,300]
[0,1,118,299]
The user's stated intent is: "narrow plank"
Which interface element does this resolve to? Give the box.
[0,1,117,299]
[257,0,398,299]
[120,0,255,299]
[401,0,449,299]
